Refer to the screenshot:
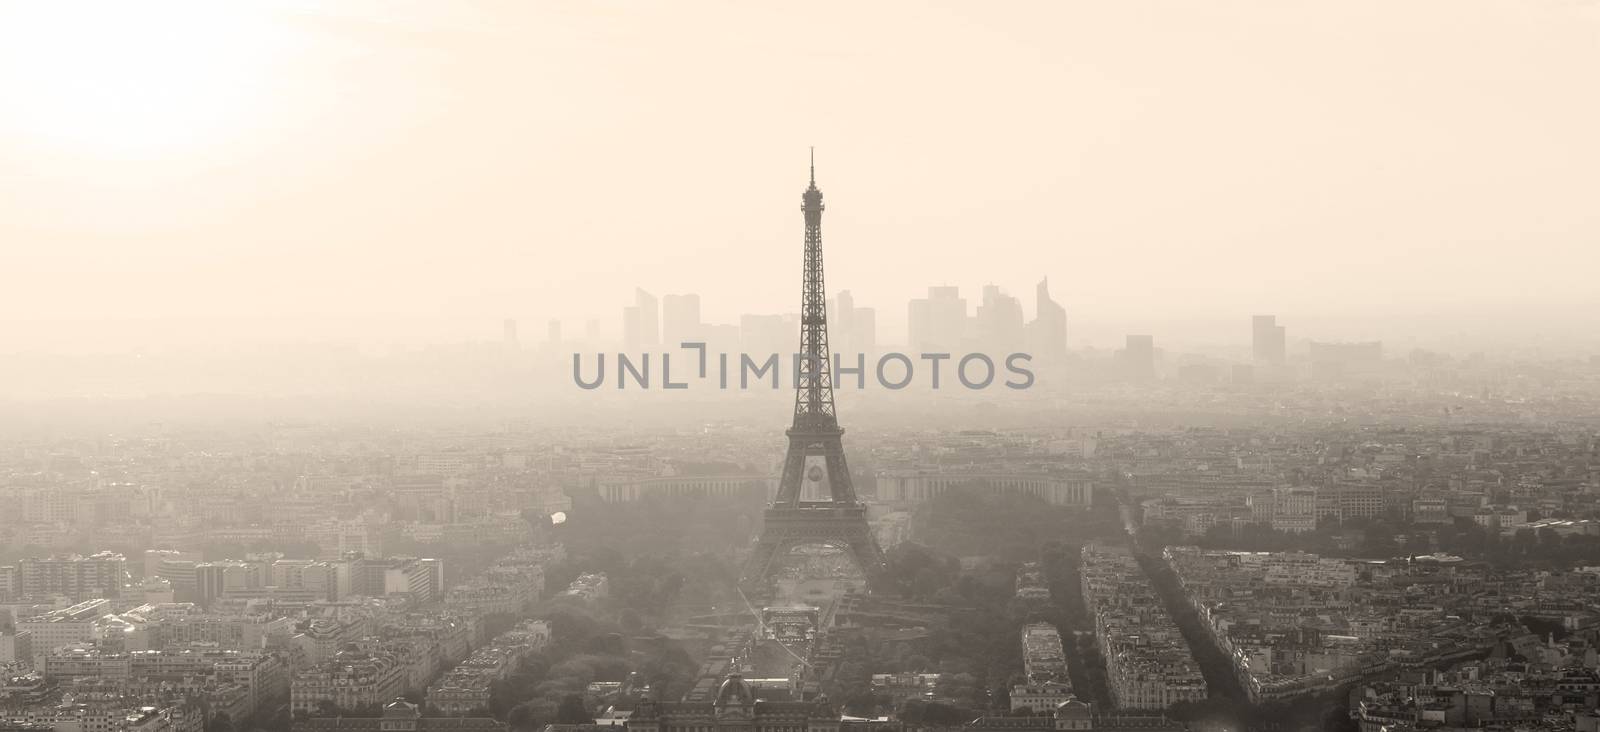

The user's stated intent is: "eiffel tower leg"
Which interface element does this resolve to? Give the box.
[775,447,806,507]
[822,437,855,503]
[741,535,787,591]
[846,532,886,587]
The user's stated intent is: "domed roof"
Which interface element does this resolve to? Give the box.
[715,673,755,707]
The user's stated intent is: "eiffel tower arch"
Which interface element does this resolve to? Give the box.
[740,152,886,593]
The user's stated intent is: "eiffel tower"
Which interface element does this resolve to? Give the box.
[741,151,886,593]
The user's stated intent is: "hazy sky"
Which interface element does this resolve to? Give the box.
[3,0,1598,351]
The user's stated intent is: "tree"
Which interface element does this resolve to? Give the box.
[842,691,886,718]
[555,694,591,724]
[508,700,555,731]
[935,672,979,704]
[900,700,977,726]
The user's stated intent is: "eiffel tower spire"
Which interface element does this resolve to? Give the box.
[794,148,836,434]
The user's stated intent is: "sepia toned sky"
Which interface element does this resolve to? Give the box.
[2,0,1599,351]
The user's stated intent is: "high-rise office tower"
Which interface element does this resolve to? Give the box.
[908,286,968,353]
[1121,334,1156,381]
[976,285,1025,354]
[1252,315,1286,364]
[833,290,877,356]
[623,288,660,349]
[701,322,741,351]
[906,299,926,352]
[740,313,790,356]
[1026,277,1068,363]
[853,306,877,354]
[637,289,659,345]
[832,292,851,352]
[662,293,702,346]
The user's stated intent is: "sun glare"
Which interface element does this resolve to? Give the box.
[0,3,284,158]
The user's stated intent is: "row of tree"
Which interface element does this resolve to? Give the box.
[910,488,1123,563]
[496,607,700,731]
[1038,542,1112,708]
[1149,514,1600,571]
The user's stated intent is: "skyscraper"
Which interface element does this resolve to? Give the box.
[1026,277,1068,363]
[833,290,876,356]
[975,285,1025,354]
[623,288,660,349]
[852,305,877,354]
[662,293,702,346]
[739,314,790,356]
[831,292,850,352]
[908,286,968,353]
[1252,315,1286,364]
[1121,334,1156,382]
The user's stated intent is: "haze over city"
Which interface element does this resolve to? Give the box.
[9,7,1600,732]
[4,1,1600,364]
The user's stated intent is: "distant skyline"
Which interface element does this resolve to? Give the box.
[3,1,1600,356]
[4,297,1599,358]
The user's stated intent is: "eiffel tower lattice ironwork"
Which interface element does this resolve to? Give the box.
[741,151,886,592]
